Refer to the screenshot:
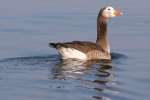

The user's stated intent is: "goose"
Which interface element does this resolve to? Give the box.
[49,6,122,60]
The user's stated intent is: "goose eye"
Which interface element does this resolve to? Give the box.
[107,8,110,10]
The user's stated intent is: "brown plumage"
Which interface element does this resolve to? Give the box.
[49,6,122,60]
[49,41,110,60]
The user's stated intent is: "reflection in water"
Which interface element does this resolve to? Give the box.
[51,59,118,100]
[0,53,125,100]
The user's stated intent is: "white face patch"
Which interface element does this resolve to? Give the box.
[102,6,115,18]
[58,47,87,60]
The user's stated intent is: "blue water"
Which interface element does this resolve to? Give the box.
[0,0,150,100]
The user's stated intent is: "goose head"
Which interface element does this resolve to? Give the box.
[101,6,123,19]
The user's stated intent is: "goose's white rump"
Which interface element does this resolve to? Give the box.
[58,47,87,60]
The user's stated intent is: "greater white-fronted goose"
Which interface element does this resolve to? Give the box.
[49,6,122,60]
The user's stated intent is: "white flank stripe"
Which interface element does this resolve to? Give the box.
[58,48,87,60]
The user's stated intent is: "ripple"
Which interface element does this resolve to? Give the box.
[0,53,140,100]
[0,52,127,64]
[111,52,127,60]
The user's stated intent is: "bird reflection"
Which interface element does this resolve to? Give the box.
[51,59,111,79]
[50,59,117,100]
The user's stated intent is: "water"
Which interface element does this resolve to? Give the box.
[0,0,150,100]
